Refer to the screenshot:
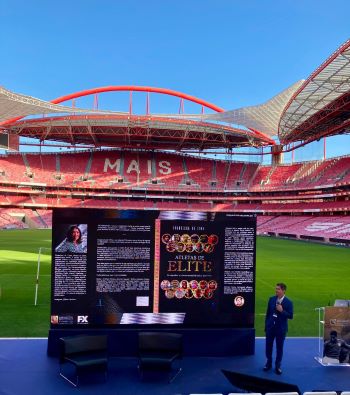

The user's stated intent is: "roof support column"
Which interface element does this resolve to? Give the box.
[271,144,284,166]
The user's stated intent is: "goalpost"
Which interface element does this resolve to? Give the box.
[34,247,51,306]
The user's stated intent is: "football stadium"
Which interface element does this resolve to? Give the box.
[1,30,350,395]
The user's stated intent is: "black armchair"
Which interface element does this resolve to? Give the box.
[59,335,108,387]
[138,331,183,383]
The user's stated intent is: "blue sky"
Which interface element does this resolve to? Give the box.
[1,0,349,162]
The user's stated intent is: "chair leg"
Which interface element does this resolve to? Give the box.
[60,364,108,386]
[59,364,78,387]
[168,367,182,383]
[137,364,144,380]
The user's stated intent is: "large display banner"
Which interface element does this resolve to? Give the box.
[51,209,256,328]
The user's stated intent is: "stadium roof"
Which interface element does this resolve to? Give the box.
[0,86,116,124]
[1,39,350,150]
[6,114,271,150]
[0,86,275,149]
[198,80,304,138]
[279,39,350,144]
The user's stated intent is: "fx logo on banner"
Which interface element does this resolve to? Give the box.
[77,315,88,324]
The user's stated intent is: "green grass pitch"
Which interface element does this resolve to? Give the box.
[0,229,349,337]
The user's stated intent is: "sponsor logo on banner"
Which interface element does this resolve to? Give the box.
[77,315,89,324]
[234,295,245,307]
[58,315,74,325]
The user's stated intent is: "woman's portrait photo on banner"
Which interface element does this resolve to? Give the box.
[55,224,88,254]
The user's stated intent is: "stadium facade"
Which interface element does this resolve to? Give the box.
[0,39,349,244]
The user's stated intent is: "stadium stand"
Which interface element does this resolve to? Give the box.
[243,162,259,188]
[257,215,350,241]
[25,153,58,184]
[1,149,349,247]
[1,151,348,192]
[183,156,212,188]
[36,209,53,227]
[0,154,29,183]
[267,163,302,188]
[0,208,28,229]
[155,152,186,188]
[250,166,272,188]
[59,151,91,187]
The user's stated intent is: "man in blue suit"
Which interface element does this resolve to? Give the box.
[263,282,293,375]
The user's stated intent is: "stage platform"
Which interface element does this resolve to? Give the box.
[0,337,349,395]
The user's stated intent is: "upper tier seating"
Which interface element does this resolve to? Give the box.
[25,153,58,184]
[58,152,91,187]
[268,164,303,188]
[0,151,349,194]
[250,166,272,188]
[0,154,29,183]
[155,152,186,188]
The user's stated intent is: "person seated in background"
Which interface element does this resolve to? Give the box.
[323,330,350,364]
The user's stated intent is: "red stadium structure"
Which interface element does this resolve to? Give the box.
[0,39,349,244]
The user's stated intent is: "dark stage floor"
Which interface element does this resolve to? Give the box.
[0,337,349,395]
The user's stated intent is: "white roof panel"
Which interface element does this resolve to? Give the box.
[0,86,121,125]
[198,81,304,138]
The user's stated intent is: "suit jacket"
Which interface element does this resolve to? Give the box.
[265,295,293,334]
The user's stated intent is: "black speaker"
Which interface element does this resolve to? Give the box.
[222,369,301,394]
